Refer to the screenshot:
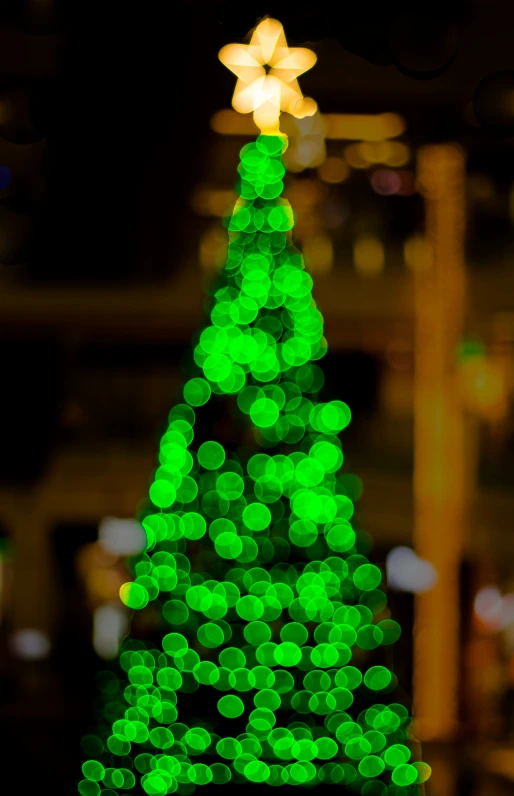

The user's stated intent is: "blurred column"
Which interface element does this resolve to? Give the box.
[413,144,471,740]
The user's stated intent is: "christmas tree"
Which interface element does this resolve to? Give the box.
[78,18,431,796]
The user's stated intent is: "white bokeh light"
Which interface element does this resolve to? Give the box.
[10,628,51,660]
[98,517,146,556]
[386,546,438,593]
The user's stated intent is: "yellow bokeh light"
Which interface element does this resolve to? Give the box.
[404,235,433,271]
[191,187,236,217]
[199,224,227,272]
[354,234,385,275]
[317,157,349,183]
[303,233,334,274]
[324,112,405,141]
[459,357,508,419]
[218,18,317,133]
[343,143,369,169]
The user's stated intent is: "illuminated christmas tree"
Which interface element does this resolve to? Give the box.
[78,18,430,796]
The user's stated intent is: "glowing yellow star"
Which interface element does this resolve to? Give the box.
[218,17,317,134]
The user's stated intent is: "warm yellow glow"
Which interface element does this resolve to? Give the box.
[303,233,333,273]
[191,187,236,217]
[359,140,391,164]
[343,143,369,169]
[359,140,410,167]
[317,156,349,183]
[282,111,326,172]
[354,234,385,275]
[218,18,317,132]
[413,144,468,742]
[383,141,410,167]
[404,235,432,271]
[210,109,259,135]
[286,178,327,209]
[459,358,508,420]
[324,112,405,141]
[199,224,228,271]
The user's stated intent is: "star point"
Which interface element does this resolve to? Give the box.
[219,18,317,134]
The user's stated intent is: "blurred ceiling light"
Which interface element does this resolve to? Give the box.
[210,108,406,143]
[93,603,129,660]
[317,157,349,184]
[324,112,406,141]
[303,234,333,274]
[191,187,236,217]
[282,112,326,172]
[386,547,438,593]
[370,169,402,195]
[10,628,51,660]
[353,234,385,276]
[360,140,391,164]
[218,17,317,133]
[99,517,146,557]
[292,139,325,170]
[344,143,369,169]
[383,142,411,167]
[404,235,432,271]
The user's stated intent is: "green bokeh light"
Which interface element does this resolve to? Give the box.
[80,133,429,793]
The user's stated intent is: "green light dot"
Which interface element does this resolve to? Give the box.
[197,622,225,648]
[384,744,411,768]
[215,531,243,559]
[82,761,105,782]
[218,694,245,718]
[198,440,225,470]
[149,479,176,508]
[243,503,271,530]
[274,641,302,666]
[353,563,383,591]
[183,377,211,406]
[391,763,418,786]
[244,620,272,646]
[364,666,392,691]
[280,621,309,646]
[359,755,386,778]
[119,582,148,610]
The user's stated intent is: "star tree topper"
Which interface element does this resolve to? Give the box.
[219,17,317,134]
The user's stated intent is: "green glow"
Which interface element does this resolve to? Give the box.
[79,134,429,793]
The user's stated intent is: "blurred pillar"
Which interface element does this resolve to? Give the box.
[413,144,471,740]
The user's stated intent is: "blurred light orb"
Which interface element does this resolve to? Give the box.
[317,157,349,184]
[371,169,402,195]
[10,628,51,660]
[474,586,506,630]
[386,547,437,593]
[99,517,146,556]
